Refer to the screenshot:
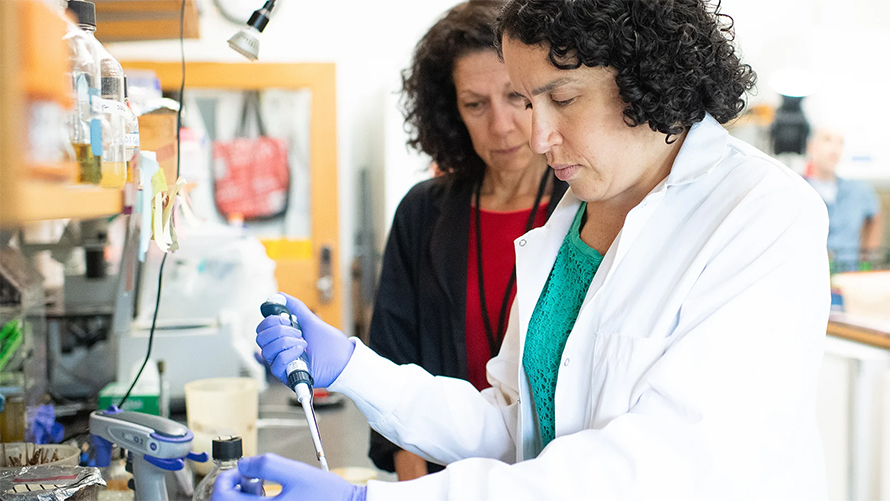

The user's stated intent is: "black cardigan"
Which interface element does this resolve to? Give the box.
[367,173,568,473]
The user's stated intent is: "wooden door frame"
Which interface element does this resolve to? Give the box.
[120,61,341,327]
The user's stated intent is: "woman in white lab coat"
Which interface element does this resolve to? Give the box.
[214,1,831,500]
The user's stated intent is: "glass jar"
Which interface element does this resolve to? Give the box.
[193,436,264,501]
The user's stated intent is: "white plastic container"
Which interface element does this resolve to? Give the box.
[184,378,258,475]
[0,443,80,468]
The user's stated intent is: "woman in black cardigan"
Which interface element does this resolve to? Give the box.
[368,0,567,480]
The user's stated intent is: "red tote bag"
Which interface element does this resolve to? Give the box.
[212,91,290,220]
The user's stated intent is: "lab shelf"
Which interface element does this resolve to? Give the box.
[5,181,123,223]
[0,0,124,227]
[93,0,200,43]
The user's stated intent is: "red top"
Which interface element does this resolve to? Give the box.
[465,204,548,391]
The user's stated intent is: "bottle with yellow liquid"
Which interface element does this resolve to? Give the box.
[66,1,127,188]
[96,47,127,188]
[63,2,102,184]
[72,142,101,183]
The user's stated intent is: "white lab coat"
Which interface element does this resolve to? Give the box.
[329,114,830,500]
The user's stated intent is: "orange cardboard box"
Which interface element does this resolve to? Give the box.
[137,110,177,186]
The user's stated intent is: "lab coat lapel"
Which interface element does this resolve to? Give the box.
[515,190,582,348]
[513,190,579,460]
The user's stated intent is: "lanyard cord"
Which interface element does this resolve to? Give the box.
[475,168,551,358]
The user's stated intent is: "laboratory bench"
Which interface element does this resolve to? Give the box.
[57,382,396,500]
[827,311,890,350]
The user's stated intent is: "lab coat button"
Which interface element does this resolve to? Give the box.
[563,358,570,367]
[519,239,527,247]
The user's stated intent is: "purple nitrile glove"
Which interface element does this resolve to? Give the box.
[211,454,367,501]
[256,293,355,389]
[27,404,64,444]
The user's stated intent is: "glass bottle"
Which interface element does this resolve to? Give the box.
[122,76,141,213]
[123,76,140,181]
[62,3,101,184]
[193,436,264,501]
[66,0,127,188]
[95,45,127,188]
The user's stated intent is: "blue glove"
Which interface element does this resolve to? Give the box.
[211,453,367,501]
[256,293,355,389]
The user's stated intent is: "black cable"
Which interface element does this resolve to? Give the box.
[210,0,249,26]
[177,0,185,179]
[118,253,165,407]
[117,0,186,409]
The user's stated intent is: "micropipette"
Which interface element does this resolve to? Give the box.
[260,294,329,471]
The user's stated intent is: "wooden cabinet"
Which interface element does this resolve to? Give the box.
[93,0,200,43]
[0,0,122,228]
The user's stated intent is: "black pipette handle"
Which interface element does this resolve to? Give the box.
[260,300,314,392]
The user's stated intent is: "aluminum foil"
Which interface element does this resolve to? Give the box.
[0,465,105,500]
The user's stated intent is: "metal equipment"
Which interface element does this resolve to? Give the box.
[260,294,329,471]
[89,407,208,500]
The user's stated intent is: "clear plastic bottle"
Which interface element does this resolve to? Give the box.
[123,76,140,178]
[62,3,101,184]
[95,45,127,188]
[193,436,264,501]
[66,0,127,188]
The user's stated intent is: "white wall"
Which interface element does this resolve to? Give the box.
[724,0,890,178]
[106,0,890,331]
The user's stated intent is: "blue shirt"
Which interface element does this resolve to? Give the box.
[807,177,878,272]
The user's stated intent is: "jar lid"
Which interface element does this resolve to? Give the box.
[66,1,96,28]
[211,436,242,461]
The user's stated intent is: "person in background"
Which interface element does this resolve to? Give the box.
[805,126,883,272]
[367,0,567,480]
[218,0,831,499]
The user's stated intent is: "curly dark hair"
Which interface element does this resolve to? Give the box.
[401,0,504,180]
[494,0,757,139]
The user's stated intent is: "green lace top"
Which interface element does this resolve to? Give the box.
[522,202,603,451]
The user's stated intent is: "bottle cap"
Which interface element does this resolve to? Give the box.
[211,436,243,461]
[66,1,97,28]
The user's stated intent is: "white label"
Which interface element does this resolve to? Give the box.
[89,88,101,114]
[125,133,140,148]
[97,98,129,117]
